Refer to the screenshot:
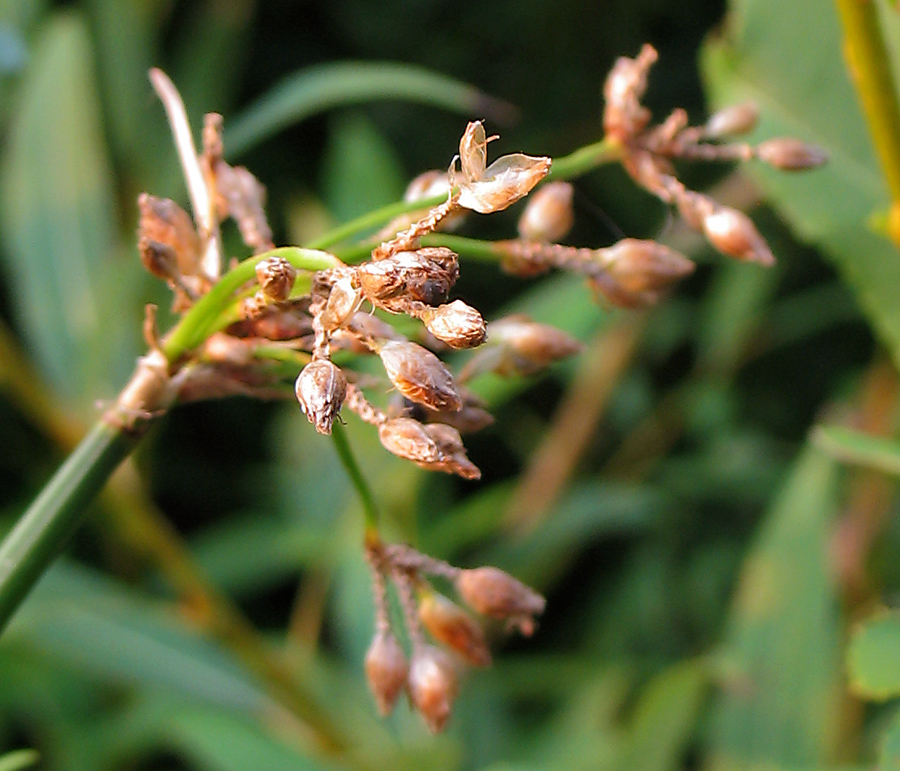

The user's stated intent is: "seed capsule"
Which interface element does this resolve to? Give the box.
[517,181,575,242]
[378,340,462,412]
[455,567,546,637]
[419,593,491,667]
[756,137,827,171]
[704,102,759,138]
[137,193,201,280]
[487,316,582,376]
[378,417,442,465]
[702,206,775,266]
[357,248,459,311]
[319,275,362,331]
[255,256,297,302]
[294,359,347,434]
[364,629,408,716]
[420,300,487,349]
[594,239,695,306]
[422,423,481,480]
[407,645,460,734]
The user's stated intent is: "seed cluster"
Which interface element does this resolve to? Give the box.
[137,46,826,734]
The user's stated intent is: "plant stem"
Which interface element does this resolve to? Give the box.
[0,420,144,631]
[835,0,900,240]
[330,421,380,537]
[548,137,619,180]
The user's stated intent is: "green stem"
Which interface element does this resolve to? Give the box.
[330,422,380,536]
[0,420,143,631]
[162,247,339,362]
[547,137,620,180]
[836,0,900,204]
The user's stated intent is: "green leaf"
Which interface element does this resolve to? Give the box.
[812,425,900,475]
[614,660,710,771]
[321,110,406,223]
[224,61,515,157]
[164,706,334,771]
[706,446,842,767]
[0,750,39,771]
[702,0,900,371]
[0,10,118,403]
[848,612,900,700]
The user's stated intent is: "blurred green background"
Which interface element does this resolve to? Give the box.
[3,0,900,769]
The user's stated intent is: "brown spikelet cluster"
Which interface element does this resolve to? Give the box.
[363,540,545,732]
[135,50,825,735]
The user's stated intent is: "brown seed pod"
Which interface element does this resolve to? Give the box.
[422,423,481,480]
[702,206,775,266]
[378,340,462,412]
[420,300,487,350]
[255,256,297,302]
[294,359,347,434]
[358,248,459,311]
[488,316,583,376]
[517,181,575,243]
[378,417,442,465]
[419,593,492,667]
[704,102,759,138]
[407,644,460,734]
[364,629,408,716]
[455,567,546,636]
[137,193,202,280]
[755,137,827,171]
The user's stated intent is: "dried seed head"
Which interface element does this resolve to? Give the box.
[319,275,362,331]
[517,181,575,242]
[364,629,408,716]
[358,248,459,311]
[673,188,716,230]
[379,417,442,465]
[602,44,658,140]
[487,316,583,376]
[294,359,347,434]
[702,206,775,266]
[451,121,551,214]
[593,239,695,306]
[407,644,460,734]
[419,592,491,667]
[704,102,759,138]
[137,193,202,280]
[420,300,487,350]
[422,423,481,480]
[378,340,462,412]
[755,137,827,170]
[255,256,297,302]
[455,567,546,636]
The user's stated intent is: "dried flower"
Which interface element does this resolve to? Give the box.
[602,44,658,141]
[702,206,775,266]
[377,340,462,412]
[319,275,362,331]
[358,248,459,311]
[419,592,491,667]
[756,137,827,171]
[422,423,481,480]
[365,629,408,716]
[517,181,575,243]
[137,193,202,282]
[591,238,695,306]
[419,300,487,349]
[255,256,297,302]
[408,645,460,733]
[704,102,759,138]
[379,417,442,464]
[294,359,347,434]
[450,121,551,214]
[486,316,583,376]
[455,566,546,636]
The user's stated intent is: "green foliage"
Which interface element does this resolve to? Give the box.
[2,0,900,769]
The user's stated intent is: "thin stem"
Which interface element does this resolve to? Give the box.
[836,0,900,233]
[329,421,380,536]
[0,420,144,631]
[547,137,620,180]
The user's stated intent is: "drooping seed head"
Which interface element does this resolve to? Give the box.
[378,340,462,412]
[455,566,546,636]
[755,137,827,171]
[517,181,575,243]
[294,359,348,434]
[420,300,487,350]
[702,206,775,266]
[255,256,297,302]
[364,629,408,716]
[419,593,491,667]
[704,102,759,138]
[378,417,442,465]
[407,644,460,734]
